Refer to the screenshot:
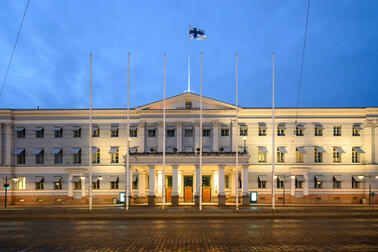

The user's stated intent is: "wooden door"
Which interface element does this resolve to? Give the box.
[184,176,193,202]
[202,175,211,202]
[166,188,172,202]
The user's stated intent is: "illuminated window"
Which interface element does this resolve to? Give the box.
[54,177,62,190]
[93,148,100,164]
[277,148,285,163]
[224,175,230,188]
[314,176,323,189]
[333,126,341,136]
[111,148,119,163]
[16,177,26,190]
[277,126,285,136]
[258,147,267,162]
[315,125,323,136]
[296,148,304,163]
[185,101,192,109]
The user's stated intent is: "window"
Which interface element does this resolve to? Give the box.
[36,128,44,138]
[36,149,44,164]
[73,179,82,190]
[225,175,230,188]
[54,177,62,190]
[296,148,305,163]
[130,128,137,137]
[333,148,342,163]
[276,177,284,188]
[315,125,323,136]
[92,179,100,190]
[333,176,341,189]
[314,148,323,163]
[333,126,341,136]
[352,176,361,189]
[16,150,25,164]
[167,129,175,137]
[73,149,81,164]
[35,178,44,190]
[54,128,63,138]
[202,129,210,137]
[185,101,192,109]
[352,125,361,136]
[16,128,25,138]
[92,127,100,137]
[295,126,304,136]
[16,177,26,190]
[258,147,267,162]
[277,148,285,163]
[258,123,267,136]
[111,177,119,189]
[148,129,156,137]
[111,148,119,163]
[240,128,248,136]
[184,129,193,137]
[258,177,266,188]
[132,174,138,190]
[221,128,229,136]
[277,127,285,136]
[111,126,119,137]
[314,176,323,189]
[73,127,81,138]
[93,148,100,164]
[54,150,63,164]
[352,147,362,163]
[295,178,303,189]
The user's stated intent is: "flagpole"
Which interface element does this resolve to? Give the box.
[126,52,130,211]
[199,52,203,211]
[235,53,239,211]
[187,24,191,93]
[162,53,166,211]
[89,53,93,211]
[272,52,276,211]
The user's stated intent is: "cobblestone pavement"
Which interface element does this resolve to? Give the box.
[0,217,377,251]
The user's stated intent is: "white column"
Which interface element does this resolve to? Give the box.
[291,175,295,196]
[138,171,146,197]
[213,122,219,152]
[81,177,86,197]
[172,165,179,196]
[148,165,155,196]
[138,121,145,153]
[177,122,182,152]
[242,165,249,196]
[178,171,183,197]
[68,174,73,197]
[218,164,225,196]
[230,171,236,196]
[194,165,200,196]
[5,123,12,166]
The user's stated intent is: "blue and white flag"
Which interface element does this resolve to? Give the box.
[189,26,206,40]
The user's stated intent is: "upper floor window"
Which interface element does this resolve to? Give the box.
[352,147,363,163]
[72,148,81,164]
[185,101,192,109]
[130,127,138,137]
[295,124,304,136]
[314,176,323,189]
[240,126,248,136]
[315,124,323,136]
[35,177,44,190]
[333,147,344,163]
[333,176,342,189]
[54,127,63,138]
[14,148,25,164]
[277,124,285,136]
[296,147,305,163]
[148,127,156,137]
[111,126,119,137]
[92,126,100,137]
[110,147,119,163]
[16,128,25,138]
[184,127,193,137]
[35,127,44,138]
[277,147,286,163]
[258,147,267,162]
[202,128,210,137]
[333,125,341,136]
[92,147,100,164]
[258,123,266,136]
[352,124,361,136]
[221,127,229,136]
[33,148,44,164]
[314,147,324,163]
[53,148,63,164]
[73,127,81,138]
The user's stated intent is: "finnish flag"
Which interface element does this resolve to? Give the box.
[189,26,206,40]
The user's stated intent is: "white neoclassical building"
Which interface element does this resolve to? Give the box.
[0,92,377,206]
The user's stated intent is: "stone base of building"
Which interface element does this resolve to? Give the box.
[194,195,200,207]
[171,195,179,207]
[242,194,250,206]
[218,195,226,206]
[148,195,156,207]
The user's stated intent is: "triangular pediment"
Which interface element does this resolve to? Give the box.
[136,92,238,110]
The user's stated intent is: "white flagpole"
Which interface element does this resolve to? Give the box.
[162,53,166,211]
[235,53,239,211]
[199,52,203,211]
[89,53,93,211]
[126,52,130,211]
[187,24,191,93]
[272,52,276,211]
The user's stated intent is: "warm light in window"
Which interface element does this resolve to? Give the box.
[358,176,364,180]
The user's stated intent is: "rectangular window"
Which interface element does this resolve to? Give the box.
[54,150,63,164]
[130,128,138,137]
[314,148,323,163]
[36,149,44,164]
[148,129,156,137]
[73,179,82,190]
[202,129,210,137]
[73,150,81,164]
[16,177,26,190]
[93,149,100,164]
[111,127,119,137]
[73,127,81,138]
[315,126,323,136]
[17,128,25,138]
[352,148,361,163]
[184,129,193,137]
[333,177,341,189]
[258,127,266,136]
[258,148,267,162]
[221,128,229,136]
[333,126,341,136]
[111,178,119,189]
[92,127,100,137]
[333,148,342,163]
[54,128,63,138]
[111,148,119,163]
[36,128,44,138]
[276,177,284,189]
[352,125,360,136]
[277,128,285,136]
[277,149,285,163]
[92,179,100,190]
[240,128,248,136]
[54,177,62,190]
[314,176,323,189]
[17,150,25,164]
[35,178,44,190]
[352,177,361,189]
[295,178,303,189]
[225,175,230,188]
[132,175,138,190]
[258,177,266,188]
[167,129,175,137]
[295,127,304,136]
[296,148,304,163]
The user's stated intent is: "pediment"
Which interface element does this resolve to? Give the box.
[136,92,238,110]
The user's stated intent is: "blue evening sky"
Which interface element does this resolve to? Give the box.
[0,0,377,109]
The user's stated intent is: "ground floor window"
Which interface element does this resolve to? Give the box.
[93,179,100,189]
[224,175,230,188]
[73,180,82,190]
[111,178,119,189]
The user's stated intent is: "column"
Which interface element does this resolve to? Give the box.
[171,165,179,206]
[218,164,226,206]
[242,165,249,206]
[138,170,146,197]
[129,167,133,197]
[194,165,200,206]
[138,121,145,153]
[212,122,219,152]
[68,174,73,197]
[81,177,86,197]
[148,165,155,206]
[364,122,373,164]
[176,122,182,152]
[195,123,200,150]
[178,170,183,197]
[157,122,163,152]
[230,171,236,197]
[5,122,12,166]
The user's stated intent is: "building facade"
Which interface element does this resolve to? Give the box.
[0,93,377,206]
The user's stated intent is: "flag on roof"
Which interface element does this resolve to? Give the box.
[189,26,206,40]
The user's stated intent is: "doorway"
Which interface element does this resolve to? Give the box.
[165,176,172,203]
[184,176,193,202]
[202,175,211,202]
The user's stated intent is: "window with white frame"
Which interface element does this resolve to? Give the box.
[296,147,305,163]
[352,147,363,163]
[314,147,323,163]
[258,147,267,162]
[277,147,286,163]
[110,147,119,163]
[352,124,361,136]
[333,147,343,163]
[258,123,267,136]
[333,125,341,136]
[111,126,119,137]
[92,127,100,137]
[315,124,323,136]
[93,148,100,164]
[73,127,81,138]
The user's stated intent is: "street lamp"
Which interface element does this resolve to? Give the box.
[243,136,247,153]
[3,177,14,208]
[274,174,290,207]
[359,175,378,207]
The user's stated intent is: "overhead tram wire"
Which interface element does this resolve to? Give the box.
[0,0,31,96]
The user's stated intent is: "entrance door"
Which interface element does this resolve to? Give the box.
[202,175,211,202]
[184,176,193,202]
[165,176,172,203]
